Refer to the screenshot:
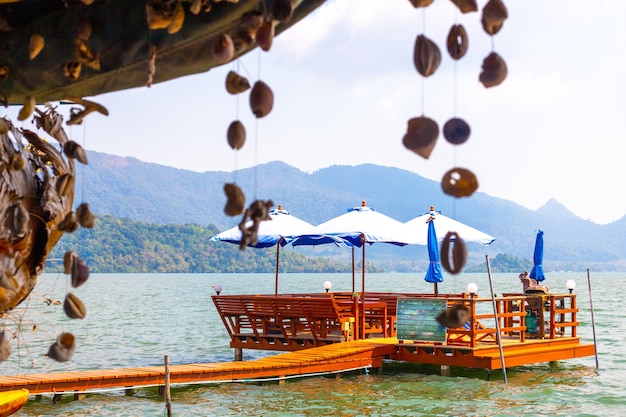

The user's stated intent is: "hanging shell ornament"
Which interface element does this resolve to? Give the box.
[443,118,470,145]
[441,167,478,198]
[58,211,79,233]
[272,0,294,22]
[402,116,439,159]
[190,0,212,15]
[479,51,507,88]
[249,80,274,118]
[481,0,508,36]
[0,119,8,134]
[6,203,29,238]
[440,231,467,274]
[224,182,245,216]
[63,61,82,80]
[256,20,274,52]
[436,303,470,328]
[227,120,246,150]
[213,33,235,64]
[450,0,478,13]
[63,140,89,164]
[71,256,90,288]
[55,173,75,198]
[225,71,250,94]
[63,292,87,319]
[47,332,76,362]
[29,34,45,60]
[238,199,273,249]
[63,250,77,275]
[8,154,25,171]
[17,96,36,121]
[0,330,11,362]
[408,0,434,7]
[76,202,96,228]
[65,97,109,126]
[446,24,468,60]
[413,34,441,77]
[167,1,185,34]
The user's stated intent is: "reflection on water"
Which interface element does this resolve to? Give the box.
[2,272,624,416]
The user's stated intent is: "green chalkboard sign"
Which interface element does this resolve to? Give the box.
[396,298,447,342]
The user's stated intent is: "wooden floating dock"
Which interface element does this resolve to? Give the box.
[0,291,596,398]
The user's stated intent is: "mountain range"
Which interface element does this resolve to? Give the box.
[73,151,626,272]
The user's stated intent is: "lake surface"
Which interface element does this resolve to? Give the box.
[2,272,622,416]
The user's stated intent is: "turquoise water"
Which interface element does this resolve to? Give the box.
[2,272,621,416]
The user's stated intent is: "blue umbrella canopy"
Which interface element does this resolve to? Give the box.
[529,230,545,282]
[424,218,444,284]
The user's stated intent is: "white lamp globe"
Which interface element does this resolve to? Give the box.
[323,281,332,292]
[467,282,478,295]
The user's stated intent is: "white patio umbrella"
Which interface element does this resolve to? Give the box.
[292,200,420,339]
[210,205,314,294]
[404,206,496,246]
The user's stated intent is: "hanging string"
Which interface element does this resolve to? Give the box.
[420,8,426,115]
[253,48,262,200]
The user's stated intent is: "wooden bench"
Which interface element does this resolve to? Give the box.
[211,296,257,343]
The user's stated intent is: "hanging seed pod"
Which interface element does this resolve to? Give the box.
[440,231,467,274]
[18,96,36,121]
[272,0,293,21]
[224,182,245,216]
[55,173,75,198]
[413,35,441,77]
[63,251,77,274]
[408,0,434,7]
[436,303,470,328]
[0,330,11,362]
[64,293,87,319]
[6,203,29,237]
[443,118,471,145]
[8,153,25,171]
[225,71,250,94]
[71,257,90,288]
[402,116,439,159]
[479,51,507,88]
[256,20,274,52]
[481,0,508,35]
[446,24,468,60]
[227,120,246,150]
[450,0,477,13]
[441,167,478,198]
[76,203,96,228]
[29,33,45,60]
[213,33,235,64]
[63,140,89,164]
[63,61,82,80]
[249,80,274,118]
[76,17,92,41]
[47,332,76,362]
[58,211,79,233]
[167,1,185,34]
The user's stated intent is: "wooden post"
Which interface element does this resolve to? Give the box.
[486,255,507,384]
[164,355,172,417]
[586,269,599,371]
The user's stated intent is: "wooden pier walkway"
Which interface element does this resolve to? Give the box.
[0,340,397,396]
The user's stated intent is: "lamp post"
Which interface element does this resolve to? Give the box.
[467,282,478,298]
[212,283,223,295]
[566,279,576,294]
[323,280,332,293]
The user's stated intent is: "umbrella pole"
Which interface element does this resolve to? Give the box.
[586,268,599,371]
[434,283,438,297]
[351,247,355,294]
[361,240,365,340]
[486,255,507,383]
[274,240,281,296]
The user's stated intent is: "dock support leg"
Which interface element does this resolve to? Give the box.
[234,348,243,361]
[52,393,63,404]
[278,376,286,386]
[74,392,86,401]
[441,365,450,376]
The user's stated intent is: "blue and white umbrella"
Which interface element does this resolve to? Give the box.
[529,230,545,282]
[424,218,444,295]
[210,206,314,294]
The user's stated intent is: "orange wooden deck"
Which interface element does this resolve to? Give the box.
[0,340,396,395]
[0,336,595,396]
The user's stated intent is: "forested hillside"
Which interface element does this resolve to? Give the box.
[47,215,367,274]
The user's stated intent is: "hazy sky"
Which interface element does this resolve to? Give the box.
[4,0,625,224]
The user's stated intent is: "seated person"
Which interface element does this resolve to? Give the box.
[519,271,536,292]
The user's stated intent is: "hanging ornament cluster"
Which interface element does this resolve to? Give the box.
[403,0,508,201]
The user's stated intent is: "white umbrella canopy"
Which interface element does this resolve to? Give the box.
[211,206,314,248]
[404,207,496,246]
[292,201,421,247]
[210,205,314,294]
